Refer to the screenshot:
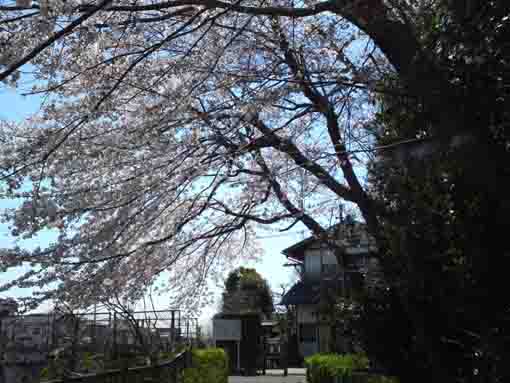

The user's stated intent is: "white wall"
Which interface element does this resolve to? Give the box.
[303,242,378,280]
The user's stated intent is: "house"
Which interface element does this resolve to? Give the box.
[0,303,61,383]
[280,221,382,358]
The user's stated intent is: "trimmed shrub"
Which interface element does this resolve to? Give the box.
[305,353,369,383]
[182,348,229,383]
[305,353,399,383]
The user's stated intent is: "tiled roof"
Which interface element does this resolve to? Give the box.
[279,282,320,306]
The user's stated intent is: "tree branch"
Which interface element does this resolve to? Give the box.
[273,19,382,238]
[0,0,113,82]
[254,150,328,238]
[248,116,357,204]
[77,0,334,16]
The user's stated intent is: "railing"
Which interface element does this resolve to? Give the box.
[44,350,190,383]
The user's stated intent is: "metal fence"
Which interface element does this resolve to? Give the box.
[44,350,190,383]
[0,309,198,358]
[0,309,198,382]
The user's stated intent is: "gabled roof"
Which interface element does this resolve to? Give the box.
[281,222,373,261]
[281,235,318,258]
[281,225,342,260]
[279,281,320,306]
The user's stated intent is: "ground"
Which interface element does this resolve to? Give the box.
[229,369,306,383]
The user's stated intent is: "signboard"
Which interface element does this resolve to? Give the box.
[213,319,241,341]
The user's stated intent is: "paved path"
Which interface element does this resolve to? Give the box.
[229,369,306,383]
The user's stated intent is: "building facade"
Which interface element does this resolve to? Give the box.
[280,222,381,358]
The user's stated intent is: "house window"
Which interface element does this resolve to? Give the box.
[299,324,317,342]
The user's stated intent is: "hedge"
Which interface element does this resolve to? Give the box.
[305,354,397,383]
[305,353,368,383]
[182,348,229,383]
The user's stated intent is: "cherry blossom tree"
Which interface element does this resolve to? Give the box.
[0,0,389,311]
[1,2,509,381]
[0,0,506,315]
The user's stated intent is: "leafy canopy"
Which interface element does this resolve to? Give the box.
[221,267,273,316]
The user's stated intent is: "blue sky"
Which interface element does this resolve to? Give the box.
[0,86,304,321]
[0,84,42,120]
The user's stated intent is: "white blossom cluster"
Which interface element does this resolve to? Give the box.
[0,0,382,309]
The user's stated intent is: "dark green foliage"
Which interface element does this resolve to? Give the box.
[361,2,510,383]
[224,271,240,294]
[225,267,268,292]
[182,348,229,383]
[222,267,273,316]
[305,353,396,383]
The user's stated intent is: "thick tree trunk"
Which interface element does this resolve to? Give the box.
[332,0,421,77]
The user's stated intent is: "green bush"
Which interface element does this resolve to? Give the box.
[306,353,369,383]
[182,348,228,383]
[305,353,398,383]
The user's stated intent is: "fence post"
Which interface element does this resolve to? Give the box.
[113,312,118,361]
[171,311,175,352]
[281,341,288,376]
